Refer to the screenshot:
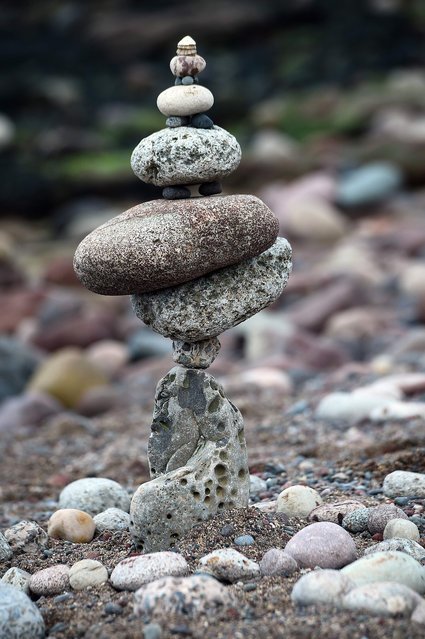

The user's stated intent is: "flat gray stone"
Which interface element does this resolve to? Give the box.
[132,237,292,342]
[131,126,240,186]
[130,366,249,552]
[363,538,425,562]
[0,583,45,639]
[74,195,279,296]
[110,552,189,591]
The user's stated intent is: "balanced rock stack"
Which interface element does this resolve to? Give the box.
[74,36,292,552]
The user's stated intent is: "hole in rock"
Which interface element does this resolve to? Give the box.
[238,468,246,479]
[205,487,210,495]
[192,490,201,501]
[214,463,227,478]
[166,513,172,519]
[180,478,188,486]
[218,502,224,509]
[216,486,224,497]
[217,423,225,432]
[204,496,210,504]
[219,451,228,461]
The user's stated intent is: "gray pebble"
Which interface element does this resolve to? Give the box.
[1,567,31,593]
[104,602,122,615]
[191,113,214,129]
[367,504,408,534]
[0,583,45,639]
[4,520,48,553]
[198,181,222,196]
[93,508,131,533]
[162,186,191,200]
[59,477,130,516]
[234,534,254,546]
[181,76,194,85]
[342,508,370,533]
[0,533,12,560]
[144,623,162,639]
[166,116,189,128]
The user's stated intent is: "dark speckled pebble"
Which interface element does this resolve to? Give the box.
[220,524,235,537]
[166,116,190,128]
[162,186,191,200]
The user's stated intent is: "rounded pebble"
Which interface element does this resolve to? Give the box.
[4,520,48,553]
[234,535,254,546]
[197,548,260,582]
[29,565,70,596]
[308,500,365,524]
[367,504,408,534]
[1,567,31,593]
[363,538,425,562]
[342,581,421,617]
[342,508,369,533]
[134,574,236,620]
[162,186,191,200]
[284,522,357,569]
[260,549,298,577]
[249,474,268,496]
[198,181,221,196]
[69,559,108,590]
[166,116,190,127]
[291,569,355,606]
[156,85,214,117]
[170,54,206,77]
[383,470,425,498]
[48,509,95,543]
[110,552,189,591]
[341,550,425,594]
[181,76,194,85]
[93,508,131,533]
[383,518,420,541]
[58,477,130,516]
[276,485,323,518]
[0,583,45,639]
[192,114,214,129]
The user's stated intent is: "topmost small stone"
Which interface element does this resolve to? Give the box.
[176,36,197,55]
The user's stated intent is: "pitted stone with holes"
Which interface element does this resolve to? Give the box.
[130,366,249,552]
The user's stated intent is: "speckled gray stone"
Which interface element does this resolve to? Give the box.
[130,366,249,552]
[197,548,260,582]
[4,521,48,554]
[131,126,239,186]
[172,337,220,369]
[383,470,425,498]
[29,565,70,596]
[74,195,279,296]
[59,477,130,516]
[363,538,425,562]
[0,583,45,639]
[0,532,12,561]
[291,569,355,607]
[134,574,236,620]
[132,237,292,342]
[1,568,31,594]
[93,508,131,532]
[110,552,189,591]
[342,508,369,533]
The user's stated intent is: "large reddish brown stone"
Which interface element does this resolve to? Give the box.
[73,195,278,295]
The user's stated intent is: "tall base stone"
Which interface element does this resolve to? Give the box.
[130,365,249,552]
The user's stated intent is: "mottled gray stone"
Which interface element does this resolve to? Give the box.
[131,126,240,186]
[383,470,425,498]
[93,508,131,532]
[0,532,12,560]
[367,504,408,535]
[134,574,236,621]
[110,552,189,591]
[363,538,425,562]
[4,521,48,554]
[59,477,130,516]
[0,583,45,639]
[1,568,31,594]
[291,569,355,607]
[132,237,292,342]
[172,337,220,369]
[74,195,279,296]
[130,366,249,552]
[342,508,369,533]
[197,548,260,582]
[342,582,421,617]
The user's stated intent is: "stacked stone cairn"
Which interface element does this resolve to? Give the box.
[73,36,292,552]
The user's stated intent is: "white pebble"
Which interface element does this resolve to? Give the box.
[93,508,131,532]
[29,565,70,596]
[383,470,425,498]
[110,551,188,591]
[341,551,425,594]
[292,569,355,606]
[69,559,108,590]
[276,485,322,518]
[384,518,420,541]
[315,391,392,422]
[1,567,31,593]
[342,581,421,617]
[198,548,260,583]
[157,85,214,117]
[59,477,130,516]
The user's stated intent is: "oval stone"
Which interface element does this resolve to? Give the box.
[170,54,206,77]
[341,551,425,594]
[283,522,357,569]
[156,85,213,117]
[74,195,279,296]
[132,237,291,341]
[131,126,240,187]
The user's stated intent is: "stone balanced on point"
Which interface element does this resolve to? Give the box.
[73,36,292,552]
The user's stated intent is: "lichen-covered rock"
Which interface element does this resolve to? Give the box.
[131,126,238,186]
[132,237,292,342]
[74,195,278,296]
[172,337,220,369]
[130,366,249,552]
